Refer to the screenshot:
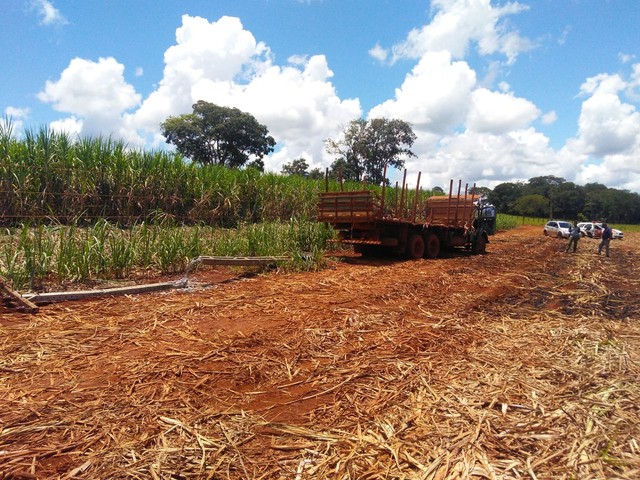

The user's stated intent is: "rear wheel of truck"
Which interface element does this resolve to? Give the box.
[424,233,440,259]
[472,234,487,254]
[406,234,425,259]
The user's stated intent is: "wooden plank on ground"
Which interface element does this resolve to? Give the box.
[0,279,40,313]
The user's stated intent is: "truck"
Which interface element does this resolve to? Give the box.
[318,170,496,259]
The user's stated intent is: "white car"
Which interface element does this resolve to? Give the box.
[543,220,572,238]
[577,222,624,240]
[611,228,624,240]
[577,222,601,238]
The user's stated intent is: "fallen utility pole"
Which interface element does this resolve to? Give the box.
[23,281,181,304]
[13,255,292,308]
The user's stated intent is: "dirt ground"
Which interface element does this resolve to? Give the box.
[1,225,639,479]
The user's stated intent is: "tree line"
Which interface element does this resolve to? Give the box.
[487,176,640,224]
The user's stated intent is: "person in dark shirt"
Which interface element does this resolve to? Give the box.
[597,223,612,257]
[565,221,581,253]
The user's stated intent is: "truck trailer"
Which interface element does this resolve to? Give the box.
[318,171,496,259]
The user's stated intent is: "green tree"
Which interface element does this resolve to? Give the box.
[281,158,309,177]
[308,167,325,180]
[161,101,275,167]
[488,182,525,214]
[552,182,584,219]
[328,157,361,182]
[511,194,550,218]
[524,175,565,197]
[325,118,416,185]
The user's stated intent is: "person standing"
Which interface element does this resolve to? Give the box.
[566,221,581,253]
[598,223,612,257]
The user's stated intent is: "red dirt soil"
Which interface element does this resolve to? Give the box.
[1,225,639,479]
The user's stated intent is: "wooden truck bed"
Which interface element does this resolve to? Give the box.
[318,190,475,228]
[317,190,378,223]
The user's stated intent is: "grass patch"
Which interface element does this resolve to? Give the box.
[0,220,336,290]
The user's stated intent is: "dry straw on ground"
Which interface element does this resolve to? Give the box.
[1,226,639,479]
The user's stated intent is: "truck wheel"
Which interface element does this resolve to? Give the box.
[472,234,487,254]
[424,233,440,259]
[406,234,425,259]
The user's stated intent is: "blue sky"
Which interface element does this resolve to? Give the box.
[1,0,639,191]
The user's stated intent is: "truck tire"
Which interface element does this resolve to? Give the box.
[424,233,440,259]
[472,234,487,254]
[406,234,425,259]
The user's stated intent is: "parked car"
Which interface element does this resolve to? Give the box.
[577,222,602,238]
[543,220,572,238]
[611,227,624,240]
[577,222,624,240]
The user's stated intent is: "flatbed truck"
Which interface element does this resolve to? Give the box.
[318,172,496,259]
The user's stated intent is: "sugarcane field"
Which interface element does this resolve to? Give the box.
[1,224,638,479]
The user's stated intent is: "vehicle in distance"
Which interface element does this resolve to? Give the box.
[577,222,602,238]
[577,222,624,240]
[543,220,572,238]
[318,175,495,259]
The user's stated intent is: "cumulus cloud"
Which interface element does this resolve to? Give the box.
[31,0,67,26]
[368,44,388,63]
[5,106,30,119]
[369,51,476,133]
[36,15,360,168]
[50,116,83,136]
[373,0,533,65]
[38,56,141,139]
[39,57,140,116]
[572,72,640,157]
[4,106,30,134]
[566,66,640,191]
[467,88,540,133]
[404,127,565,190]
[126,15,361,167]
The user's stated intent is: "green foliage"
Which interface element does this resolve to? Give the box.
[490,176,640,224]
[325,118,416,185]
[511,194,550,218]
[281,158,309,177]
[0,126,332,227]
[160,101,275,167]
[0,220,336,290]
[495,214,519,230]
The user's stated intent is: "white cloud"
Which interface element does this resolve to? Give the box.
[401,128,563,190]
[38,56,141,140]
[563,65,640,191]
[127,15,269,139]
[129,15,362,167]
[541,111,557,125]
[50,116,83,136]
[4,106,30,135]
[369,51,476,133]
[31,0,67,26]
[38,57,140,117]
[5,106,30,118]
[618,52,635,65]
[368,44,388,63]
[467,88,540,133]
[571,72,640,157]
[373,0,533,65]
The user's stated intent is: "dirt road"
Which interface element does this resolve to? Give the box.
[1,226,639,479]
